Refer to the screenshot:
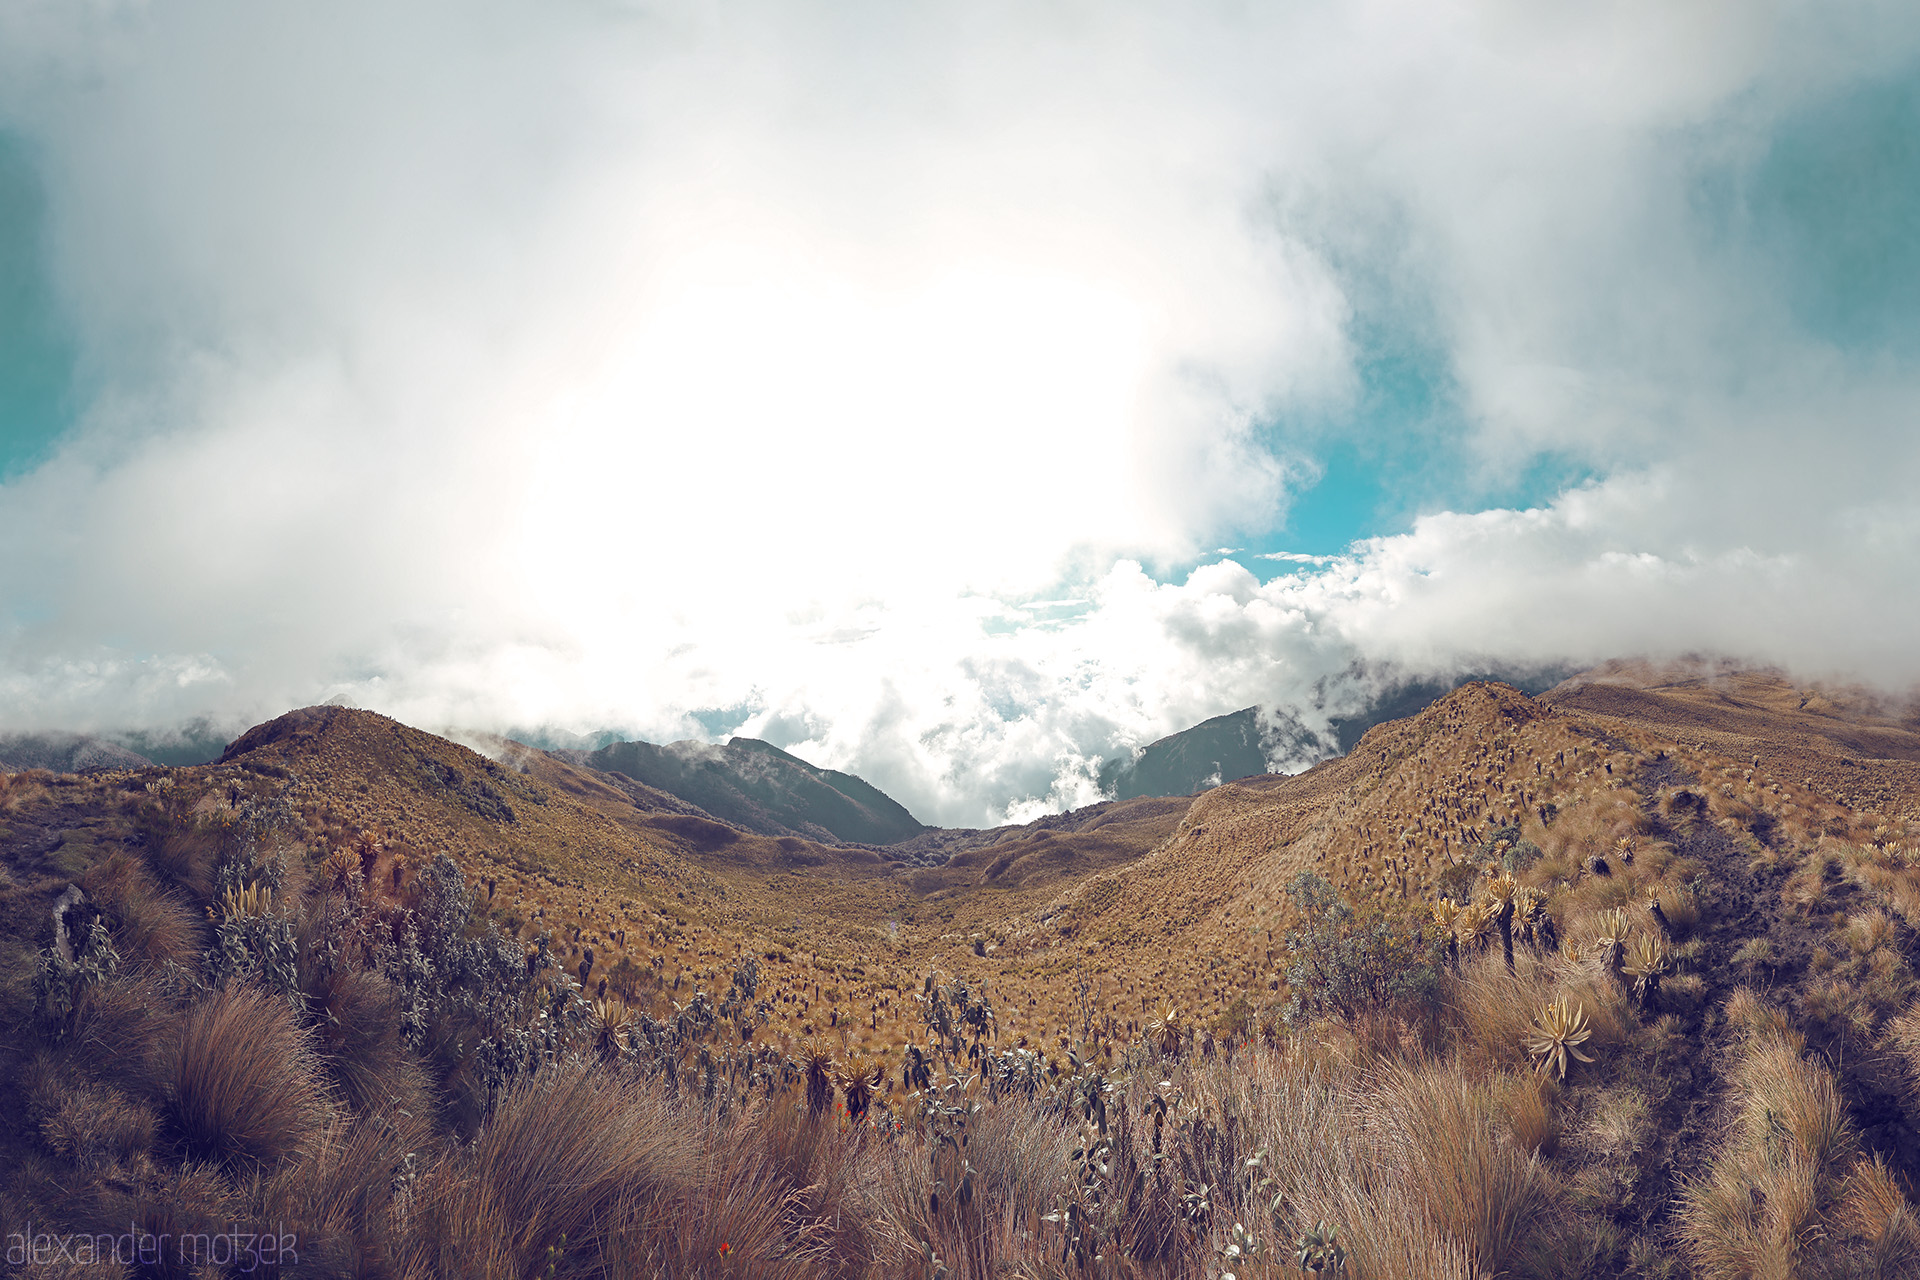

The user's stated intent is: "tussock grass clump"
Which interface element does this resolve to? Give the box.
[64,975,174,1096]
[1883,997,1920,1089]
[64,1156,242,1270]
[162,983,327,1172]
[755,1092,891,1266]
[863,1088,1069,1275]
[1659,971,1707,1013]
[309,966,434,1123]
[1879,872,1920,929]
[1843,907,1898,956]
[414,1061,816,1279]
[1500,1071,1559,1155]
[1726,986,1805,1052]
[1680,1140,1825,1278]
[1679,992,1875,1279]
[1562,870,1639,917]
[1359,1062,1551,1277]
[1734,1038,1857,1173]
[642,1119,826,1280]
[0,770,51,813]
[1656,882,1700,936]
[83,852,203,972]
[36,1082,157,1173]
[255,1109,421,1275]
[1841,1156,1920,1276]
[1785,847,1848,913]
[415,1062,690,1276]
[1731,937,1775,980]
[146,820,222,901]
[1580,1083,1652,1163]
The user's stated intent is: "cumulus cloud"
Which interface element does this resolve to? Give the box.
[0,1,1917,824]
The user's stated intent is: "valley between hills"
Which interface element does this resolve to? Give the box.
[5,659,1920,1277]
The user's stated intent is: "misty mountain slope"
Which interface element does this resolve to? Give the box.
[0,732,153,773]
[1098,706,1274,800]
[1097,667,1575,800]
[568,736,927,846]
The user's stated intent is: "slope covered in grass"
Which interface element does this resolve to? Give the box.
[3,661,1919,1276]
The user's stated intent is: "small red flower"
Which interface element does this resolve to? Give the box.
[719,1242,732,1257]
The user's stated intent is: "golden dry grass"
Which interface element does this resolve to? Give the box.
[1362,1061,1551,1274]
[1501,1070,1560,1156]
[7,664,1920,1278]
[1678,1013,1864,1279]
[413,1062,705,1278]
[1841,1156,1920,1278]
[162,984,328,1172]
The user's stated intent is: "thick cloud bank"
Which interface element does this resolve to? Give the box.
[1,2,1917,825]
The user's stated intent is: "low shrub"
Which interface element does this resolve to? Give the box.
[1280,872,1440,1023]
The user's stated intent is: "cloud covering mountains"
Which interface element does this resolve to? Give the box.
[1,1,1917,826]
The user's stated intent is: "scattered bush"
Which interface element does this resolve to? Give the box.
[1280,872,1440,1023]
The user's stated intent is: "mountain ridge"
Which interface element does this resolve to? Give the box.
[563,735,928,846]
[1097,666,1576,801]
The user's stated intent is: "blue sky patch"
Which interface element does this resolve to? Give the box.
[1740,65,1920,353]
[0,134,74,478]
[1225,237,1597,578]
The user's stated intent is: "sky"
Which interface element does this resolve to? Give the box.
[1,1,1918,826]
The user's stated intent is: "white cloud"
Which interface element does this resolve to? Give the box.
[0,2,1916,824]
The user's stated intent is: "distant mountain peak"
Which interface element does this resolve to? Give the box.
[576,736,925,846]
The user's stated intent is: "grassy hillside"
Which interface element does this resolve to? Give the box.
[3,664,1919,1277]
